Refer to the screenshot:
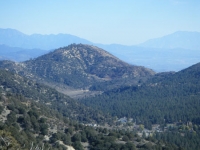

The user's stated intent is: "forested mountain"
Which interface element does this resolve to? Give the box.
[0,44,154,97]
[0,43,200,150]
[0,65,200,150]
[80,62,200,128]
[23,44,154,88]
[1,29,200,149]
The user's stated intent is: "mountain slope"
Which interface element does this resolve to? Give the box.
[0,28,92,50]
[0,69,110,123]
[25,44,154,83]
[139,31,200,50]
[0,92,65,149]
[80,62,200,127]
[0,71,112,149]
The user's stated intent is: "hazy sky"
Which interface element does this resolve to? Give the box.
[0,0,200,45]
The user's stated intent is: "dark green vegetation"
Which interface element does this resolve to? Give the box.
[79,62,200,149]
[0,93,57,149]
[81,63,200,128]
[152,126,200,150]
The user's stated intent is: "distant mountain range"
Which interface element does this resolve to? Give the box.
[0,44,47,61]
[1,28,200,72]
[139,31,200,50]
[0,28,92,50]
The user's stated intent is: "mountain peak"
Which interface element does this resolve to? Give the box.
[0,44,153,91]
[58,44,121,62]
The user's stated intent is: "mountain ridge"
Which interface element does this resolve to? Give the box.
[139,31,200,50]
[2,28,200,50]
[0,28,92,50]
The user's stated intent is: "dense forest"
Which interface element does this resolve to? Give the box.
[81,63,200,128]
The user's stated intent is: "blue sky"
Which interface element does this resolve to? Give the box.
[0,0,200,45]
